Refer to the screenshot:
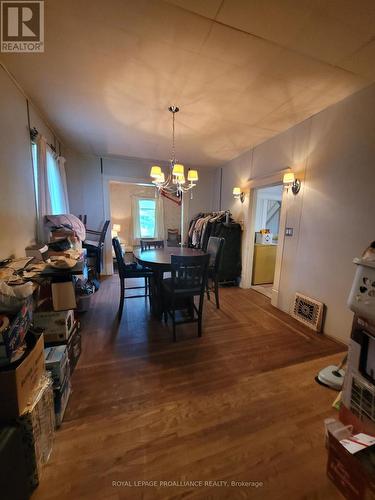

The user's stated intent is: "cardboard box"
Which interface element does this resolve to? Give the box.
[54,375,71,428]
[0,426,32,499]
[0,297,33,363]
[327,431,375,500]
[33,309,74,343]
[51,282,76,311]
[45,321,81,375]
[44,345,69,388]
[18,376,55,489]
[0,335,45,422]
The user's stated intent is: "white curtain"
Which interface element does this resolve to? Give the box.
[57,156,70,213]
[35,135,51,240]
[131,196,141,243]
[34,135,70,240]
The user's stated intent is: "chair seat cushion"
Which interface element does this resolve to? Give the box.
[162,278,201,296]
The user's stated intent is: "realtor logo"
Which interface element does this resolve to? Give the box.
[1,1,44,52]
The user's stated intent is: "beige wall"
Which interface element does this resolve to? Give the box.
[217,84,375,344]
[109,181,181,246]
[64,149,104,231]
[65,152,217,233]
[0,66,60,260]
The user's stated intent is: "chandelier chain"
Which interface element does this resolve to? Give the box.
[172,110,175,163]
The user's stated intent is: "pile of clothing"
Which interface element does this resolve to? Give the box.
[188,211,233,249]
[187,211,242,283]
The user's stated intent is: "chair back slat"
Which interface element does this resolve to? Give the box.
[171,254,209,292]
[99,220,111,245]
[206,237,225,271]
[140,240,164,251]
[112,237,126,277]
[78,214,87,226]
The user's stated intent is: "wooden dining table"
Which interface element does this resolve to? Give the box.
[133,246,205,319]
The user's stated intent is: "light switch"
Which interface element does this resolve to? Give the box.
[285,227,294,237]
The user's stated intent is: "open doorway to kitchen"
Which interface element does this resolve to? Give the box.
[251,184,283,299]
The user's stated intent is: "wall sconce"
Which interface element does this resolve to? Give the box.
[233,187,245,203]
[283,172,301,195]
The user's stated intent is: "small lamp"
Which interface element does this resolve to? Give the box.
[283,172,301,195]
[112,223,121,239]
[187,169,199,182]
[150,165,162,178]
[233,187,245,203]
[172,163,185,178]
[152,172,165,184]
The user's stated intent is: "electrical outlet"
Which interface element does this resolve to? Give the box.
[285,227,294,237]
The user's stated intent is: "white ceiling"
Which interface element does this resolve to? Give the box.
[1,0,375,166]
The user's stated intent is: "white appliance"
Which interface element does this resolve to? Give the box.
[255,232,273,245]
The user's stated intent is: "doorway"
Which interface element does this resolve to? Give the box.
[251,184,283,299]
[104,179,182,274]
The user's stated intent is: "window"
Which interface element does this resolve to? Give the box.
[138,198,156,238]
[31,139,69,216]
[46,149,66,214]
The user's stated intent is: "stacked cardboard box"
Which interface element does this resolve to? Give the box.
[0,332,55,491]
[0,333,45,422]
[0,426,31,500]
[33,309,75,343]
[0,296,33,365]
[44,345,71,427]
[18,375,55,490]
[44,319,81,376]
[327,314,375,499]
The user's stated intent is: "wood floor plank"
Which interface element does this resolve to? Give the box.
[32,278,345,500]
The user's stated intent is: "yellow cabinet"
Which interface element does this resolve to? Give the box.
[252,244,277,285]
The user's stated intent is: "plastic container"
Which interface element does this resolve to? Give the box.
[76,293,93,313]
[348,258,375,322]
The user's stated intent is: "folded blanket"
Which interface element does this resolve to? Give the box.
[45,214,86,241]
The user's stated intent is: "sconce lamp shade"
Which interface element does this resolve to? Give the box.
[283,172,295,185]
[233,187,241,196]
[172,163,185,178]
[113,224,121,232]
[158,172,165,183]
[150,165,162,178]
[187,169,198,182]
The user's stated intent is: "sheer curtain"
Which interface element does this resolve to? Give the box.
[131,196,141,244]
[33,135,70,240]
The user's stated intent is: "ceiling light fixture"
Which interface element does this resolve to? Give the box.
[150,106,198,198]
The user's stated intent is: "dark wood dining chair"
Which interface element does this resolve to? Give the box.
[83,220,110,278]
[140,240,165,251]
[161,253,209,341]
[112,238,153,321]
[167,229,181,247]
[78,214,87,227]
[206,237,225,309]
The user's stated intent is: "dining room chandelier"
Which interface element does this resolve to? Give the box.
[150,106,198,197]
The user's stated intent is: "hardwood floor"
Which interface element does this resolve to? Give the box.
[33,276,346,500]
